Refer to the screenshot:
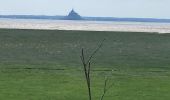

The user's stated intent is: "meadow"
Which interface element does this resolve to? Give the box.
[0,29,170,100]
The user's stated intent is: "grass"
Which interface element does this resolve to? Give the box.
[0,29,170,100]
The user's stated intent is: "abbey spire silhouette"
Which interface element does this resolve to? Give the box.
[65,9,82,20]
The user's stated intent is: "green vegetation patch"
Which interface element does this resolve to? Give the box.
[0,29,170,100]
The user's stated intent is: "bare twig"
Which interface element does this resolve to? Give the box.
[86,39,106,64]
[100,70,114,100]
[80,39,105,100]
[81,48,92,100]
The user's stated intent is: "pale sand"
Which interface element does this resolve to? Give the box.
[1,19,170,33]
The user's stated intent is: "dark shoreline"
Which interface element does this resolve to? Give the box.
[1,15,170,23]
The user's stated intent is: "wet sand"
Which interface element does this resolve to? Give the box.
[0,19,170,33]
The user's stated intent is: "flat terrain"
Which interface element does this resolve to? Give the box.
[1,19,170,33]
[0,29,170,100]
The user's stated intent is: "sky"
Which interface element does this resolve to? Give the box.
[0,0,170,19]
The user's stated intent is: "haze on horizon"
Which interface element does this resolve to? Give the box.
[0,0,169,19]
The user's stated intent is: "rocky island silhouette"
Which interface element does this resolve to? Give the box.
[65,9,82,20]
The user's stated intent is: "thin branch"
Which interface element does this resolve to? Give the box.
[86,39,106,64]
[80,48,92,100]
[80,39,106,100]
[100,77,109,100]
[100,71,114,100]
[81,48,86,66]
[87,62,91,80]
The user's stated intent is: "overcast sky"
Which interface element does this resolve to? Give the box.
[0,0,169,19]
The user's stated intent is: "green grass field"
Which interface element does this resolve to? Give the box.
[0,29,170,100]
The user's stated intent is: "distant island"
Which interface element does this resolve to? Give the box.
[1,9,170,23]
[65,9,82,20]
